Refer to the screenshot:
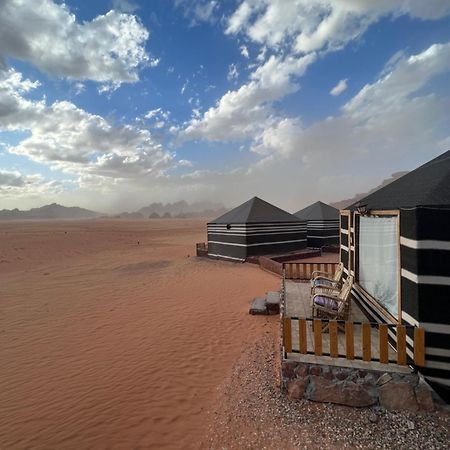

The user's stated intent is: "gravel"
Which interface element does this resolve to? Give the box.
[206,332,449,449]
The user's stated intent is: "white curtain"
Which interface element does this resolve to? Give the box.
[358,216,399,318]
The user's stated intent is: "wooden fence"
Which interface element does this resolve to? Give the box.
[283,316,425,367]
[284,262,338,280]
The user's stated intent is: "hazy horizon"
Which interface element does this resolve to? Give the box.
[1,0,450,214]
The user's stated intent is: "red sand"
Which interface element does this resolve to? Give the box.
[0,219,279,449]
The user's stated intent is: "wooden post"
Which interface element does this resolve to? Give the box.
[379,324,389,364]
[414,327,425,367]
[329,320,338,357]
[362,323,371,362]
[313,319,322,356]
[345,321,354,360]
[283,317,292,353]
[397,325,407,365]
[299,318,307,354]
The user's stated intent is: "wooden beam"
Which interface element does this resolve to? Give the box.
[396,325,407,365]
[345,321,354,360]
[329,320,338,357]
[299,318,307,354]
[362,323,371,362]
[283,317,292,353]
[313,319,322,356]
[414,327,425,367]
[379,324,389,364]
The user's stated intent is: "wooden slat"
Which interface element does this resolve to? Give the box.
[397,325,407,365]
[414,327,425,367]
[295,263,299,279]
[283,317,292,353]
[329,320,338,357]
[379,324,389,364]
[345,321,354,360]
[362,323,371,362]
[299,319,307,354]
[313,319,322,356]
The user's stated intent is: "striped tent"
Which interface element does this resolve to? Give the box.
[339,150,450,401]
[207,197,307,262]
[294,201,339,248]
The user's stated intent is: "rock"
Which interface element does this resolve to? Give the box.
[368,413,378,423]
[407,420,415,430]
[295,365,309,378]
[379,381,419,412]
[415,379,435,412]
[306,376,377,407]
[309,366,322,376]
[335,370,348,381]
[287,379,308,400]
[249,297,267,315]
[376,373,392,386]
[282,361,297,379]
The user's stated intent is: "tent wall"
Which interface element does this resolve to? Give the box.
[400,207,450,396]
[306,219,339,248]
[207,222,307,261]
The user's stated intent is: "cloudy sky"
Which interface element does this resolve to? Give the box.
[1,0,450,213]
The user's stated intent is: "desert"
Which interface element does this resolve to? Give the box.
[0,219,279,449]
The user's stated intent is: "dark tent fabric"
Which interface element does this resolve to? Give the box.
[294,201,339,248]
[212,196,301,224]
[347,150,450,211]
[339,150,450,402]
[207,197,307,261]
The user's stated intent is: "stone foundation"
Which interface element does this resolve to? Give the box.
[281,360,435,411]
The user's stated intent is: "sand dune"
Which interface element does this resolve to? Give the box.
[0,219,279,449]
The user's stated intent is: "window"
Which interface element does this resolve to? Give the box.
[358,215,399,318]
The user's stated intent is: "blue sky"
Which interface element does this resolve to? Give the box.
[1,0,450,213]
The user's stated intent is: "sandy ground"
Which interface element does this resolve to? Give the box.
[0,219,279,450]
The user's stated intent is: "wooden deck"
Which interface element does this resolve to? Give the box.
[284,280,412,373]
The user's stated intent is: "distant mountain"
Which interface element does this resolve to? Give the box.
[137,200,227,218]
[330,171,408,210]
[0,203,102,220]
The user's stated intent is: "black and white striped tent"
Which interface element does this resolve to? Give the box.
[340,150,450,401]
[207,197,307,262]
[294,201,339,248]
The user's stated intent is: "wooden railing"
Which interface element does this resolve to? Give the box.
[283,262,339,280]
[283,316,425,367]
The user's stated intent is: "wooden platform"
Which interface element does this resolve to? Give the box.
[284,281,412,373]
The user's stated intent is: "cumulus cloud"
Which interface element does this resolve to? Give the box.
[180,52,316,142]
[0,170,66,199]
[0,68,178,186]
[240,45,250,58]
[0,0,150,85]
[226,0,450,54]
[175,0,218,26]
[330,78,348,96]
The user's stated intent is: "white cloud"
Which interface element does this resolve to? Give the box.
[112,0,138,13]
[240,45,250,59]
[175,0,218,26]
[227,63,239,81]
[0,0,150,85]
[330,78,348,96]
[0,170,66,199]
[226,1,450,54]
[180,52,316,142]
[0,68,178,186]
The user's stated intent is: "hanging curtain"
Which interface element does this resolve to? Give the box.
[358,216,398,318]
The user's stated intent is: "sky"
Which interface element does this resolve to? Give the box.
[1,0,450,214]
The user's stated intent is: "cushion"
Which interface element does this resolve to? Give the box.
[313,295,338,311]
[313,279,332,287]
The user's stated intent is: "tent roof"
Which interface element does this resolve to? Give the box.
[347,150,450,211]
[294,201,339,221]
[209,197,301,224]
